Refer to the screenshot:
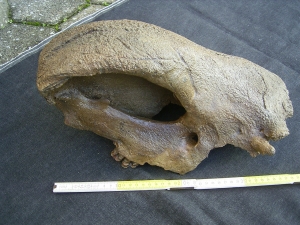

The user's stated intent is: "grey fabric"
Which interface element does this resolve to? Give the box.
[1,0,300,224]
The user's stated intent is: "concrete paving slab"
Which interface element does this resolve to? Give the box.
[0,24,55,64]
[60,4,105,30]
[0,0,127,72]
[0,0,9,28]
[9,0,87,24]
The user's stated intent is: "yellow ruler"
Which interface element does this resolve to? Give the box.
[53,174,300,193]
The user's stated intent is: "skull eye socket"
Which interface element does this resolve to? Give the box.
[52,73,186,121]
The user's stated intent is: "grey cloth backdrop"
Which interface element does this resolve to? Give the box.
[1,0,300,224]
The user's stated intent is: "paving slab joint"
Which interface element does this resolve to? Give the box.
[5,0,113,32]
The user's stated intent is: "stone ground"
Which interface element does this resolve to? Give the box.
[0,0,125,72]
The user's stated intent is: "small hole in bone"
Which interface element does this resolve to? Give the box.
[188,132,199,146]
[152,103,186,121]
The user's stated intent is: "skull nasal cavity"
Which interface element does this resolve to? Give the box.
[152,103,186,121]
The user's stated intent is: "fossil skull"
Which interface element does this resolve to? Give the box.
[37,20,293,174]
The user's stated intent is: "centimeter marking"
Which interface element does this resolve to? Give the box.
[53,174,300,193]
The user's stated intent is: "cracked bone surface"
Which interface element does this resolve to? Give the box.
[37,20,293,174]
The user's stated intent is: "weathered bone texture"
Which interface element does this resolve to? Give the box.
[37,20,293,174]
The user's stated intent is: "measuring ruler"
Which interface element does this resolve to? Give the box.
[53,174,300,193]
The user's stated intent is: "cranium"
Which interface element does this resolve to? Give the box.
[37,20,293,174]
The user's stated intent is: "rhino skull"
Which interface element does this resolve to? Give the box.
[37,20,293,174]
